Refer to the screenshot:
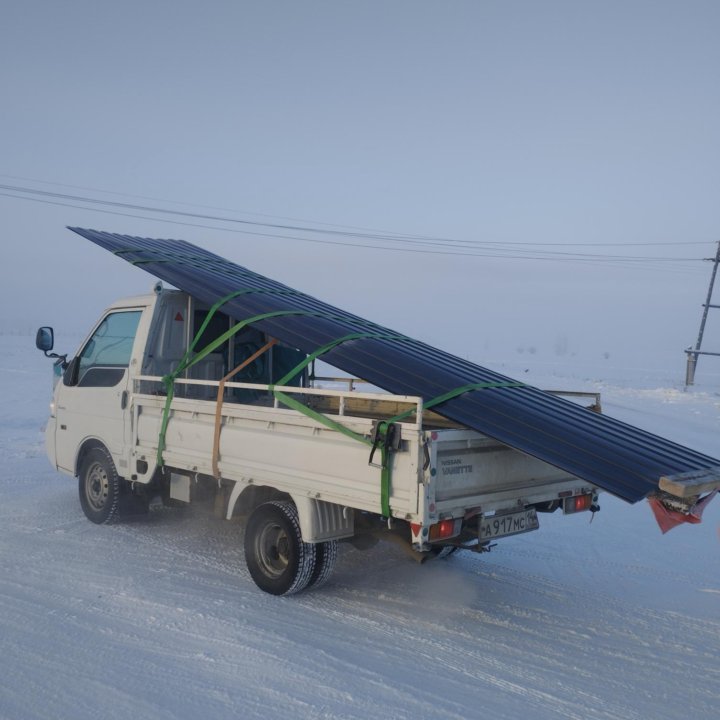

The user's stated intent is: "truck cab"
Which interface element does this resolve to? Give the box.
[42,286,305,482]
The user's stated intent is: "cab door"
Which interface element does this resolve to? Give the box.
[54,309,143,474]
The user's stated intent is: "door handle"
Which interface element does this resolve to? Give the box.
[121,391,128,410]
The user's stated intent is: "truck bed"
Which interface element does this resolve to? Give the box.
[131,376,591,526]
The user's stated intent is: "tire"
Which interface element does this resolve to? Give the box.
[244,501,317,596]
[307,540,338,589]
[78,446,122,524]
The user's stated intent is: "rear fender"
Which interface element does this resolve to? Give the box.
[226,482,354,542]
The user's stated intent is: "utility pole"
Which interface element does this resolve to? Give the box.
[685,240,720,386]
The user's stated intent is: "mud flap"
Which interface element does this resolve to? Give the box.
[647,490,718,534]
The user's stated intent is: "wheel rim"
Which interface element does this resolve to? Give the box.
[85,461,110,512]
[255,522,291,579]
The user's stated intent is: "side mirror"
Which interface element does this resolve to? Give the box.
[36,326,68,370]
[36,327,54,353]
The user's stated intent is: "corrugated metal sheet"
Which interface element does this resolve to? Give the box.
[69,227,720,503]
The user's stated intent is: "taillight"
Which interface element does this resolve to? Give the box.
[564,494,593,514]
[429,518,461,541]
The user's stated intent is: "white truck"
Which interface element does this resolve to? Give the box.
[36,285,602,595]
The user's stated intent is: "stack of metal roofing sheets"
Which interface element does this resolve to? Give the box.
[69,227,720,503]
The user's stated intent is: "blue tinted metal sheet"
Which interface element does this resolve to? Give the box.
[69,227,720,503]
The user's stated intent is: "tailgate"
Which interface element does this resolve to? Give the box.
[429,428,590,510]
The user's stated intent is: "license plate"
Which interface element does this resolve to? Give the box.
[479,509,539,541]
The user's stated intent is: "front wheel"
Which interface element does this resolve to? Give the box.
[78,446,122,524]
[244,501,316,596]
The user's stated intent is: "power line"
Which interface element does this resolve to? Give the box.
[3,173,714,249]
[0,173,404,235]
[0,182,456,244]
[0,191,702,277]
[0,182,710,271]
[0,190,704,275]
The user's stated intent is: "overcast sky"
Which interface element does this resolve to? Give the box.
[2,1,719,383]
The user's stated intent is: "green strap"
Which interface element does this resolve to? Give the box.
[385,381,526,425]
[381,451,391,518]
[272,390,371,445]
[268,332,408,445]
[272,332,407,388]
[372,381,526,517]
[157,289,266,465]
[155,296,401,465]
[268,331,408,516]
[374,381,526,516]
[269,335,525,517]
[157,306,336,465]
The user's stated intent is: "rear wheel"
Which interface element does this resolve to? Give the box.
[244,501,316,596]
[307,540,338,589]
[78,447,121,524]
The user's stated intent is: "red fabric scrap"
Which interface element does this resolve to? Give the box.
[648,489,718,534]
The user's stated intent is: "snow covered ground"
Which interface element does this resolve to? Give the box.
[1,334,718,720]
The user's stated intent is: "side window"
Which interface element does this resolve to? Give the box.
[75,310,142,387]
